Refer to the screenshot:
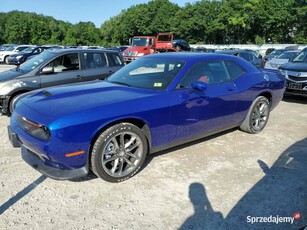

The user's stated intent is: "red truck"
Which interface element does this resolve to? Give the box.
[123,33,178,63]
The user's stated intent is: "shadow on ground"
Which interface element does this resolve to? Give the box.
[0,175,46,215]
[179,138,307,230]
[282,95,307,104]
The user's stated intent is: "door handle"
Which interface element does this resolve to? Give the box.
[75,75,82,80]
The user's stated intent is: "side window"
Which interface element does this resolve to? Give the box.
[84,52,107,69]
[177,61,229,89]
[107,53,124,67]
[46,53,79,73]
[239,52,253,61]
[224,61,246,80]
[16,47,27,52]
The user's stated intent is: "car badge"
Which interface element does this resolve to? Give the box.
[297,72,301,77]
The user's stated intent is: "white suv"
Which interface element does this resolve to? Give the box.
[0,45,34,64]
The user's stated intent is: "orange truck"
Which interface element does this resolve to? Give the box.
[123,33,178,63]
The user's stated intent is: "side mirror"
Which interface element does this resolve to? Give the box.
[191,81,207,92]
[41,66,54,74]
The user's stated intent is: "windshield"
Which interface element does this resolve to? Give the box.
[5,46,16,51]
[270,50,284,56]
[292,49,307,63]
[22,47,36,53]
[17,50,57,73]
[131,38,149,46]
[107,57,185,90]
[277,52,297,59]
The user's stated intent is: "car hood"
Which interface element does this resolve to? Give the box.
[0,69,24,82]
[279,62,307,72]
[16,81,166,125]
[9,52,27,57]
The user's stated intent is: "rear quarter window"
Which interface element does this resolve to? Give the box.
[224,61,246,80]
[107,53,124,67]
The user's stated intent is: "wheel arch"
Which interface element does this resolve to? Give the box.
[257,91,272,104]
[88,118,152,160]
[6,90,31,115]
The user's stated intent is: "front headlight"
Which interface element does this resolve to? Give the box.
[15,55,23,59]
[17,115,51,141]
[279,69,286,75]
[137,53,145,57]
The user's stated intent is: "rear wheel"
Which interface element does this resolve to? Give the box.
[91,123,148,182]
[240,96,270,134]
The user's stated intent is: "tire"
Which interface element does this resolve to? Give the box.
[240,96,270,134]
[4,56,9,64]
[8,93,27,115]
[91,123,148,182]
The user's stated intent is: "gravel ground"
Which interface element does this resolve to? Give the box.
[0,64,306,230]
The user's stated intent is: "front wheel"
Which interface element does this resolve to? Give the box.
[240,96,270,134]
[91,123,148,182]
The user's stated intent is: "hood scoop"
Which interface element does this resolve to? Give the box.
[31,90,53,98]
[42,90,52,97]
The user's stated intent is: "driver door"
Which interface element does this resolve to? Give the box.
[169,60,239,143]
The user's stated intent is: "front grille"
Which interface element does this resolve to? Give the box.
[286,89,307,95]
[124,52,137,57]
[288,76,307,82]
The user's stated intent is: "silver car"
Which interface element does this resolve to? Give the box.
[264,50,300,70]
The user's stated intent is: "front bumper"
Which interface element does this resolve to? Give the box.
[7,57,22,65]
[285,71,307,96]
[123,56,138,63]
[21,146,89,180]
[8,125,89,180]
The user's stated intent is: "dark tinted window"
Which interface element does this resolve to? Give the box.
[239,52,252,61]
[107,53,124,67]
[224,61,246,80]
[178,61,230,88]
[84,52,107,69]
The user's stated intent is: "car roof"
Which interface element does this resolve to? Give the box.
[284,50,300,53]
[46,48,120,54]
[143,52,248,62]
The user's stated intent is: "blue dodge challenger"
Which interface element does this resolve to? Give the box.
[8,53,285,182]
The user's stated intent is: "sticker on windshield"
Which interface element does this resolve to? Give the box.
[154,82,163,87]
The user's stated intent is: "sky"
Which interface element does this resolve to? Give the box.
[0,0,193,28]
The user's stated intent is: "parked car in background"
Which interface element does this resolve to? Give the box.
[191,47,216,53]
[105,46,129,56]
[263,49,289,62]
[264,50,300,70]
[7,46,57,65]
[265,48,275,55]
[0,44,15,51]
[0,48,124,115]
[172,39,191,51]
[279,47,307,96]
[0,45,34,64]
[218,49,265,68]
[8,53,285,182]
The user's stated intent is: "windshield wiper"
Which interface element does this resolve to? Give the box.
[109,81,131,87]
